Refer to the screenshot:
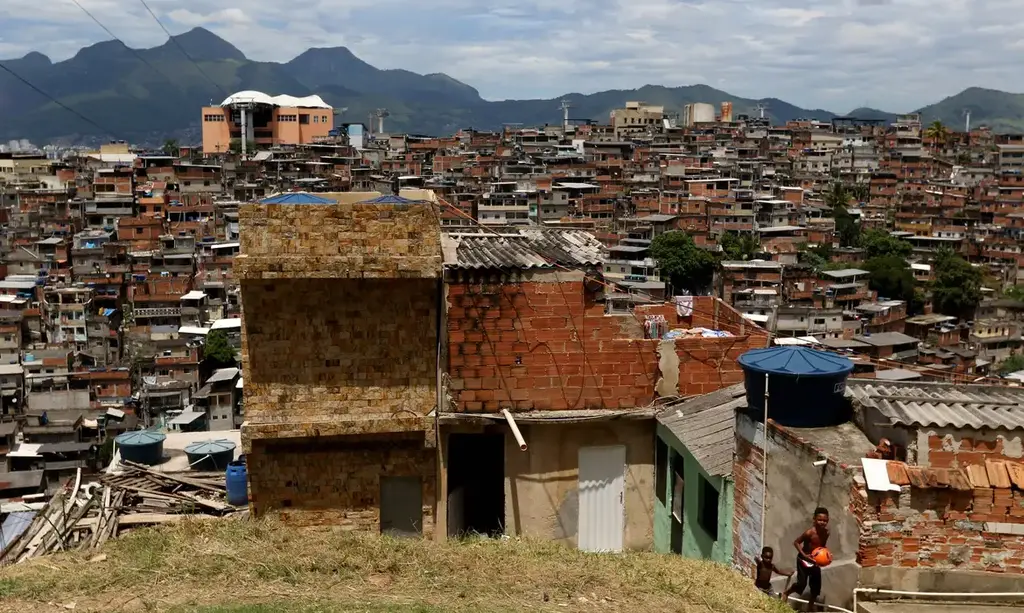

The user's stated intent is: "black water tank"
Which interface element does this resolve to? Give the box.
[738,346,854,428]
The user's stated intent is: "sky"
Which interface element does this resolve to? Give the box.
[0,0,1019,112]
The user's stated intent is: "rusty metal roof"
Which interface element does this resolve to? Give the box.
[847,379,1024,431]
[441,228,607,270]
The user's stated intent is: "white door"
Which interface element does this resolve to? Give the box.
[578,445,626,552]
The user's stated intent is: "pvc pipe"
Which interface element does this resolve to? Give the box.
[760,372,769,549]
[813,459,828,467]
[852,587,1024,612]
[785,595,853,613]
[502,409,527,451]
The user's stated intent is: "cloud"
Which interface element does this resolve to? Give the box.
[0,0,1017,112]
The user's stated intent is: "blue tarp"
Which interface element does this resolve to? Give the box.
[0,511,36,551]
[738,346,854,377]
[259,192,336,205]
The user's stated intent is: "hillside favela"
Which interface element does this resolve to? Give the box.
[3,7,1024,612]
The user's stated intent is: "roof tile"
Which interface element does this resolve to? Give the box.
[967,464,991,488]
[1006,462,1024,488]
[986,460,1012,489]
[948,469,972,491]
[907,466,928,488]
[887,461,910,486]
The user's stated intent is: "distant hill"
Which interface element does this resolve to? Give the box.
[1,28,1022,144]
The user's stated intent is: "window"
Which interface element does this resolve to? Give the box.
[322,116,328,123]
[697,475,720,540]
[299,114,309,124]
[655,438,668,505]
[671,453,684,521]
[312,115,319,123]
[135,227,143,235]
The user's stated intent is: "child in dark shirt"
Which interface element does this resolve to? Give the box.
[753,546,792,596]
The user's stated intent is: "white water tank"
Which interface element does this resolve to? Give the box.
[691,103,716,124]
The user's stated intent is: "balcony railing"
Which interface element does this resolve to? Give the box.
[133,307,181,318]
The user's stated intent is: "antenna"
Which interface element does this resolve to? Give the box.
[374,108,390,135]
[963,108,971,134]
[560,99,572,132]
[755,103,769,120]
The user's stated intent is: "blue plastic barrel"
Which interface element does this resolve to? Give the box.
[225,460,248,506]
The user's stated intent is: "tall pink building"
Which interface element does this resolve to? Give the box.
[201,90,334,155]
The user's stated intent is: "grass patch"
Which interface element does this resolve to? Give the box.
[0,518,791,613]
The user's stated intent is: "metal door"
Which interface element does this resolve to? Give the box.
[380,476,423,537]
[578,445,626,552]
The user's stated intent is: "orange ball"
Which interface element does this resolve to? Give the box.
[810,547,833,567]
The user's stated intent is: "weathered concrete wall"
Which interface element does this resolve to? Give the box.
[733,413,863,608]
[446,276,765,412]
[861,565,1024,594]
[503,420,655,550]
[240,278,437,441]
[236,202,441,280]
[247,433,436,532]
[654,422,735,563]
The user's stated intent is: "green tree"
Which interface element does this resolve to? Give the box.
[229,138,256,155]
[861,229,912,259]
[162,139,179,156]
[925,120,950,151]
[1004,285,1024,302]
[931,248,982,318]
[719,231,760,261]
[823,182,861,247]
[650,231,717,294]
[998,354,1024,375]
[864,255,916,303]
[203,330,237,367]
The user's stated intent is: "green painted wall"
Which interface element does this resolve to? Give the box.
[653,423,734,564]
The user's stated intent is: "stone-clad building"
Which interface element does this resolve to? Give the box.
[237,191,443,533]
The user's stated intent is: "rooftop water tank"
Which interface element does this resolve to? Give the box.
[115,430,166,466]
[184,439,236,471]
[738,346,854,428]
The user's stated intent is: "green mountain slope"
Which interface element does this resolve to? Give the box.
[2,28,1022,143]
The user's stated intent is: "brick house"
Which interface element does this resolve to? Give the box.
[437,229,768,551]
[731,376,1024,610]
[238,191,442,534]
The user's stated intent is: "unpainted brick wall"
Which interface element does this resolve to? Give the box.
[241,278,437,427]
[732,431,765,571]
[923,433,1024,470]
[247,433,436,532]
[445,279,764,412]
[236,202,441,280]
[857,486,1024,574]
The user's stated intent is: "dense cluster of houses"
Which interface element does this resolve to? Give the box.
[3,102,1024,608]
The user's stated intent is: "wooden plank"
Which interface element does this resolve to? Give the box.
[117,513,219,526]
[986,460,1012,489]
[120,460,225,494]
[966,464,991,488]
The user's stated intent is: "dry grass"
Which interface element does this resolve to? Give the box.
[0,518,791,613]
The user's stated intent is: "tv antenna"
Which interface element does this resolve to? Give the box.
[755,103,769,120]
[560,99,572,131]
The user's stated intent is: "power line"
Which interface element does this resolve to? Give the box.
[68,0,180,86]
[136,0,229,98]
[0,62,117,138]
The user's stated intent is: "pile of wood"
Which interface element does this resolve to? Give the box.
[0,461,244,564]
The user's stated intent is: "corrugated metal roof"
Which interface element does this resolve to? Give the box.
[847,379,1024,430]
[657,383,745,477]
[259,192,336,205]
[442,228,607,270]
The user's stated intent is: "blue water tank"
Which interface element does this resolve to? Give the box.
[184,439,237,471]
[226,460,248,506]
[115,430,166,466]
[738,347,854,428]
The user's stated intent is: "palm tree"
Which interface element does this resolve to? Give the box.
[924,120,950,153]
[162,139,179,157]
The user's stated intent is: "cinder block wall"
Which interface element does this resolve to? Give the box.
[248,433,436,532]
[241,278,438,430]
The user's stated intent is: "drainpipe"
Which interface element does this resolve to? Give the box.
[502,409,527,451]
[759,371,769,549]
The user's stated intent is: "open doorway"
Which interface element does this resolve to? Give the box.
[447,432,505,538]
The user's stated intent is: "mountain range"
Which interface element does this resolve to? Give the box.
[2,27,1024,145]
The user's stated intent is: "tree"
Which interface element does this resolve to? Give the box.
[799,242,833,272]
[203,330,237,368]
[650,231,717,295]
[719,231,760,261]
[1004,285,1024,302]
[162,139,179,157]
[861,229,912,259]
[925,120,950,152]
[998,354,1024,375]
[823,182,861,247]
[864,255,916,303]
[823,182,851,210]
[931,248,982,318]
[229,138,256,155]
